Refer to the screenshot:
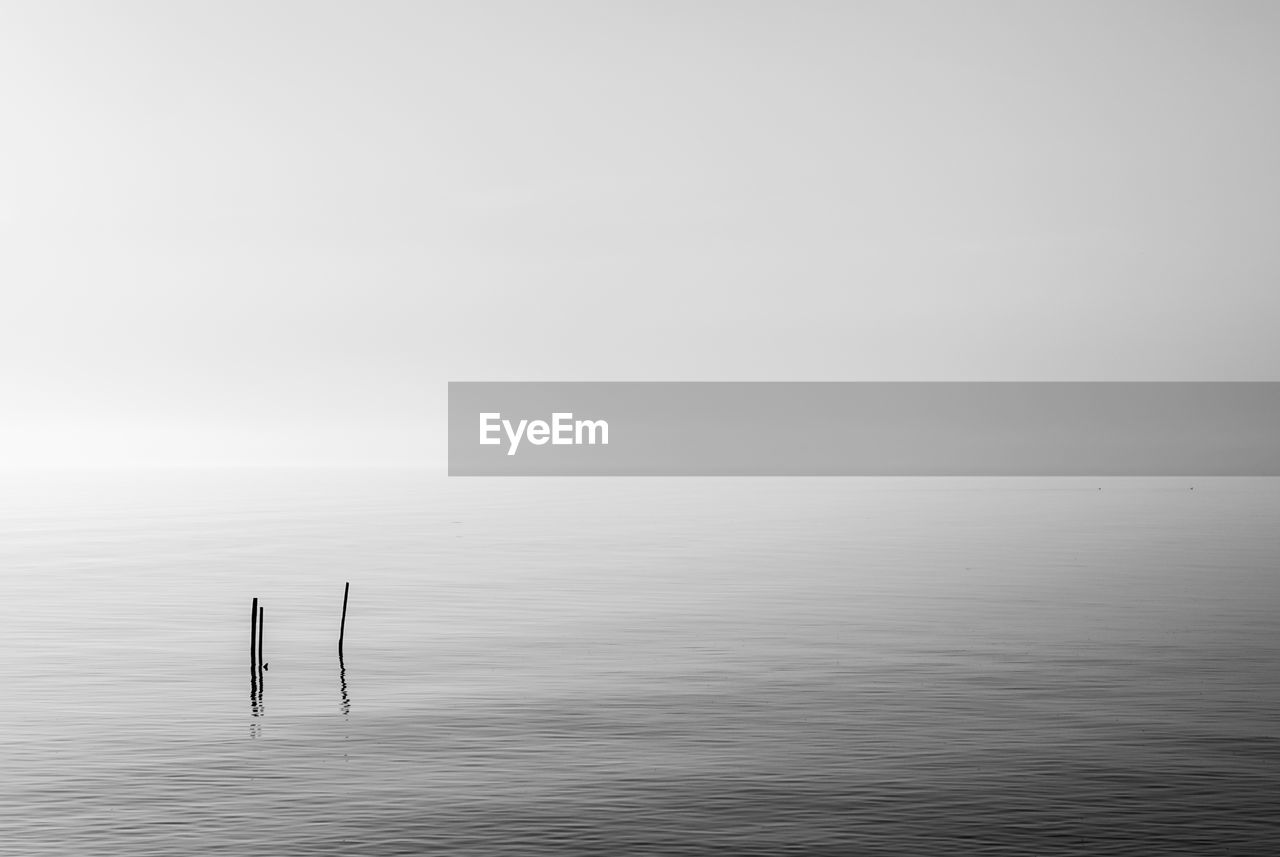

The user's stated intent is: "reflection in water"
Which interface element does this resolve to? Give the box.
[338,654,350,717]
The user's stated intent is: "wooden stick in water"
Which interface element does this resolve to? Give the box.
[338,582,350,657]
[250,596,260,714]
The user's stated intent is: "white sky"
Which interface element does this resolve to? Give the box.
[2,1,1278,465]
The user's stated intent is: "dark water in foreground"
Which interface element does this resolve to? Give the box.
[2,471,1278,854]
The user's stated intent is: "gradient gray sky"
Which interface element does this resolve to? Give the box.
[2,1,1278,465]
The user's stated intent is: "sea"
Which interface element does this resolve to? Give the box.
[1,469,1277,855]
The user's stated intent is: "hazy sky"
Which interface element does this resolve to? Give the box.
[2,1,1278,465]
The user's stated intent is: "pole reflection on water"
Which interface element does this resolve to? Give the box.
[338,654,350,717]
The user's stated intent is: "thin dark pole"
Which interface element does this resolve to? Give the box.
[338,582,350,657]
[258,605,265,674]
[250,596,260,715]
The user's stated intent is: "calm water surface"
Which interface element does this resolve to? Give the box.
[2,470,1277,854]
